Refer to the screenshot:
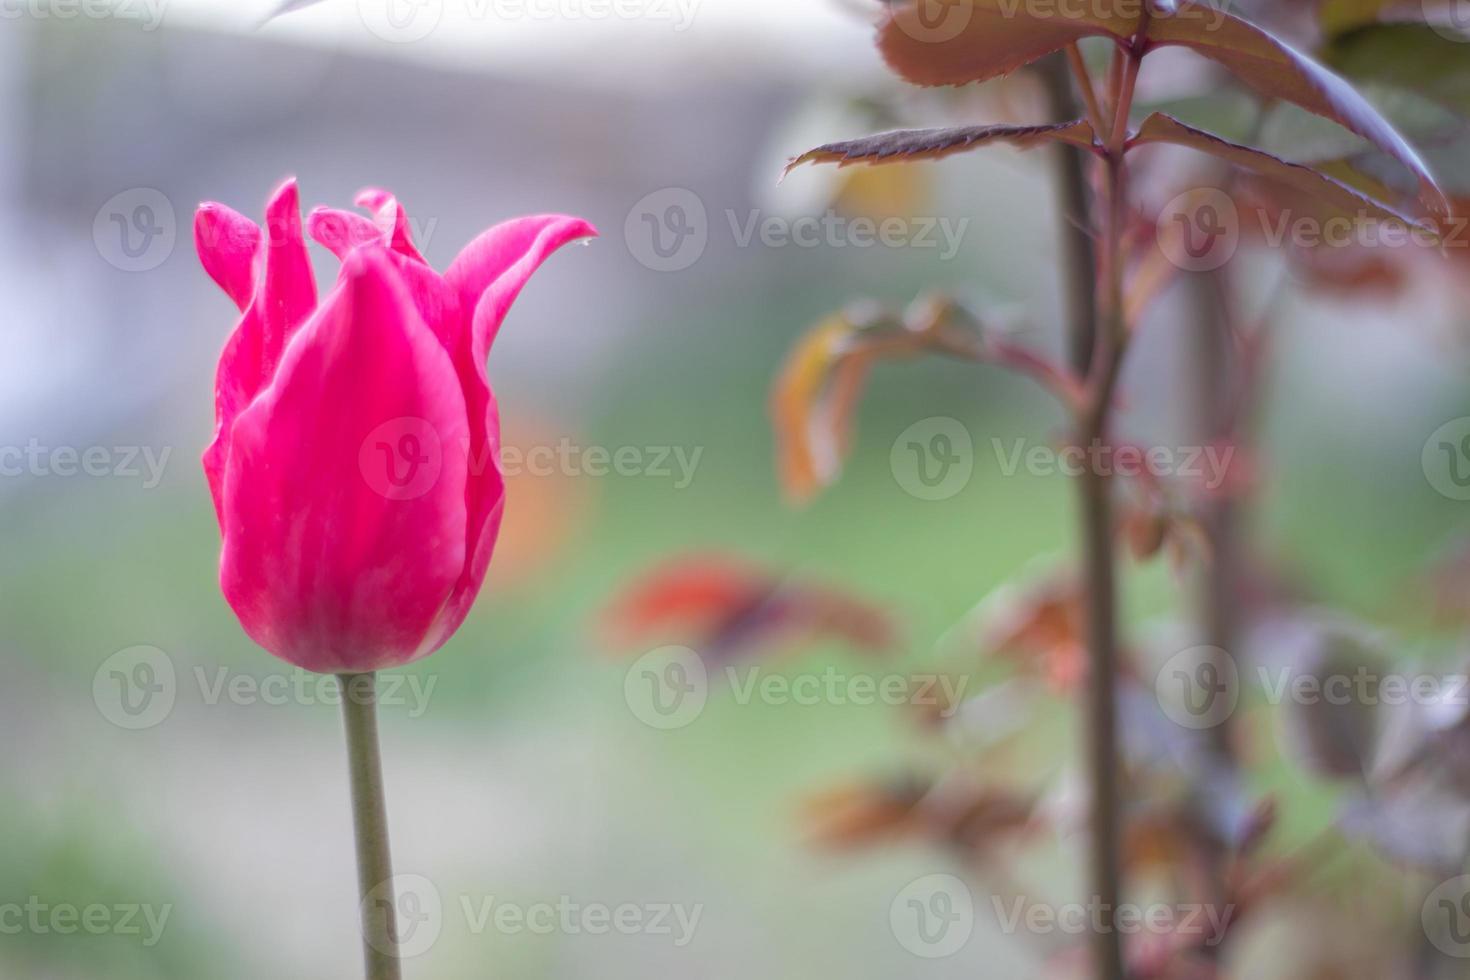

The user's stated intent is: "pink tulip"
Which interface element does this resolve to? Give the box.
[196,178,596,673]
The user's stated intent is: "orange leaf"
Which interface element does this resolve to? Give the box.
[770,317,856,504]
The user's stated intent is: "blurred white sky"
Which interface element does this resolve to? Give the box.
[163,0,886,90]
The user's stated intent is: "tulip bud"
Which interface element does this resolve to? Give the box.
[197,178,596,672]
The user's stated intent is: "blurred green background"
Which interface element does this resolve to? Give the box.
[6,3,1470,978]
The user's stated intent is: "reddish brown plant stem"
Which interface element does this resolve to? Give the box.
[1042,46,1129,980]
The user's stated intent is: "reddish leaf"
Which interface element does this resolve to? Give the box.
[977,573,1089,692]
[876,1,1447,212]
[1132,112,1431,227]
[924,782,1041,860]
[1225,173,1418,297]
[1146,5,1448,213]
[784,120,1097,175]
[801,777,929,848]
[601,554,900,662]
[877,0,1142,88]
[804,776,1040,861]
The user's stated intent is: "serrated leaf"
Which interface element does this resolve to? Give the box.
[1135,90,1264,143]
[1133,112,1429,227]
[784,120,1096,175]
[877,0,1142,87]
[1148,5,1448,213]
[876,0,1448,213]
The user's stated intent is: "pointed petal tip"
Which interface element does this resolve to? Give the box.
[540,214,599,242]
[354,187,393,211]
[265,177,302,214]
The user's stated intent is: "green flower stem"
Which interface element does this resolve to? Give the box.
[338,671,402,980]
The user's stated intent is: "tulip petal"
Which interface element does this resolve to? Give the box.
[355,187,428,264]
[219,246,471,673]
[201,179,317,521]
[307,206,383,259]
[194,203,261,311]
[420,215,597,649]
[443,214,598,357]
[310,202,463,353]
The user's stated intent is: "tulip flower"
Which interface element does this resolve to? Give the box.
[195,178,595,980]
[196,179,596,673]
